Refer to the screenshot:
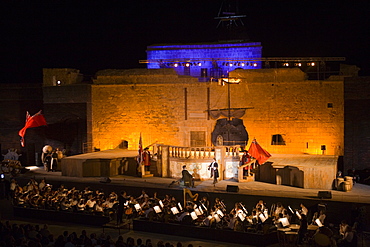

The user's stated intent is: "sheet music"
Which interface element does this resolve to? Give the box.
[216,209,224,218]
[214,214,221,223]
[178,202,183,211]
[159,200,164,208]
[134,204,141,212]
[194,208,202,216]
[315,218,323,227]
[259,213,266,222]
[171,207,179,215]
[238,212,245,222]
[190,211,198,220]
[199,207,203,214]
[154,206,162,213]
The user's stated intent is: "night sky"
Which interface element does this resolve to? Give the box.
[2,0,370,84]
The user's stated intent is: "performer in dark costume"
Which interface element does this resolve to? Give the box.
[143,147,151,172]
[181,165,194,188]
[213,166,219,185]
[240,150,251,176]
[43,153,52,172]
[208,158,218,178]
[51,150,58,172]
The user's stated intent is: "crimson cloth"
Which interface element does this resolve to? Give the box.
[248,139,271,164]
[18,111,47,147]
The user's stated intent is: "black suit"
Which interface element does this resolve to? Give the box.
[117,194,127,224]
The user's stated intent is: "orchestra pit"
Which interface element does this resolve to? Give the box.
[0,166,369,247]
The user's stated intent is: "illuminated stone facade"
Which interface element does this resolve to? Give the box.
[87,67,344,156]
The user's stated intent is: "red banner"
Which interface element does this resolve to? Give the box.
[18,111,47,147]
[248,139,271,164]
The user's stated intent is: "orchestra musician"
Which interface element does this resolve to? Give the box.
[272,202,285,220]
[136,190,149,203]
[228,203,243,230]
[255,200,267,212]
[199,196,210,215]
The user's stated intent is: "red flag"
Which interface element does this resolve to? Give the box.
[248,139,271,164]
[18,110,47,147]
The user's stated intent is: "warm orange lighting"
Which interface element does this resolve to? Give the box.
[283,63,289,67]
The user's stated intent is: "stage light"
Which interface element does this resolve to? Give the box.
[185,63,190,67]
[57,80,61,86]
[283,63,289,67]
[253,63,258,67]
[295,63,302,67]
[198,62,202,66]
[308,62,316,66]
[241,63,245,66]
[174,63,178,67]
[229,63,233,67]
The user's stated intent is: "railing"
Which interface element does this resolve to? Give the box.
[167,145,241,159]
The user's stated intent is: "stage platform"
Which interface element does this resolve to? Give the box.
[61,148,339,190]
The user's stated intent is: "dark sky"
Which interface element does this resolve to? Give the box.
[2,0,370,84]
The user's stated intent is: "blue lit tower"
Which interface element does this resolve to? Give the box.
[145,0,262,82]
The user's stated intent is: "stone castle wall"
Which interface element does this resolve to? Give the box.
[90,68,344,156]
[344,76,370,171]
